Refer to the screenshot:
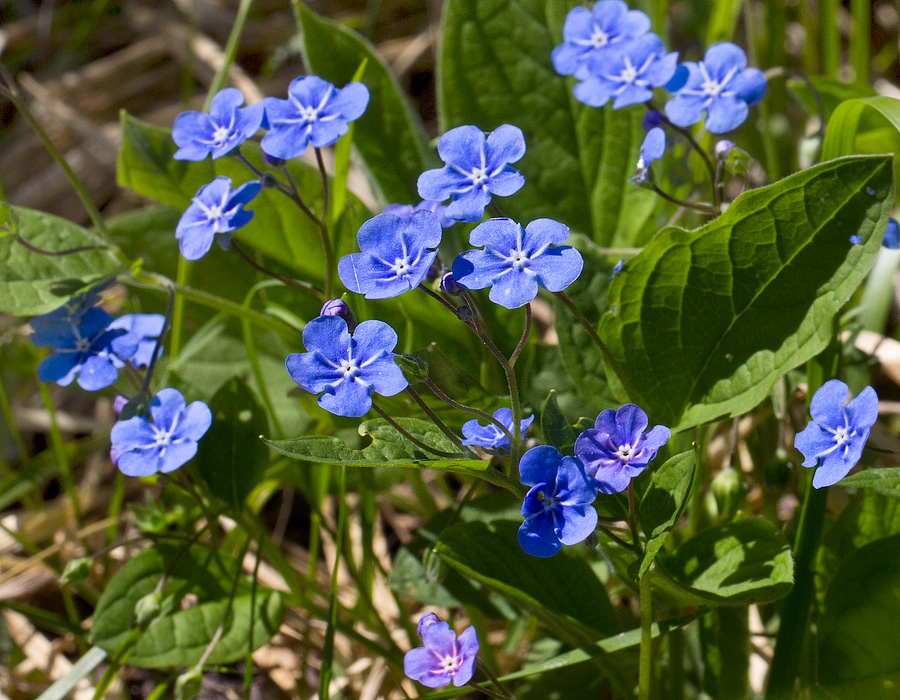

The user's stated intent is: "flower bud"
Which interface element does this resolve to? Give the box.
[134,590,164,631]
[60,557,93,585]
[263,153,286,168]
[710,466,747,520]
[175,668,203,700]
[714,140,735,159]
[260,173,282,189]
[320,298,358,332]
[119,393,151,421]
[455,305,473,323]
[642,110,664,131]
[584,532,600,548]
[440,272,461,296]
[113,395,128,415]
[395,354,429,384]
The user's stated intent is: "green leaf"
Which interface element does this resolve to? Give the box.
[661,519,793,605]
[639,450,695,578]
[266,417,493,478]
[599,155,895,430]
[823,96,900,160]
[195,378,270,510]
[0,207,123,315]
[839,468,900,497]
[817,534,900,699]
[91,544,283,669]
[435,519,620,644]
[540,390,576,453]
[293,1,433,204]
[438,0,655,245]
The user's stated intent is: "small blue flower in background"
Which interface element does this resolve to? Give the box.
[108,314,165,368]
[461,408,535,453]
[176,176,261,260]
[172,88,264,161]
[452,218,584,309]
[110,388,212,477]
[634,127,665,184]
[574,34,679,109]
[31,305,128,391]
[849,234,863,245]
[518,445,599,558]
[883,218,900,249]
[794,379,878,488]
[404,613,478,688]
[261,76,370,160]
[714,139,735,159]
[665,42,767,133]
[382,200,456,228]
[418,124,526,223]
[551,0,651,77]
[285,315,407,417]
[575,404,671,493]
[338,211,442,299]
[609,258,625,279]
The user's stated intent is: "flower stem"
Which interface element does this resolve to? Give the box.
[639,572,654,700]
[417,283,461,315]
[370,402,467,459]
[14,235,106,256]
[423,378,515,447]
[314,148,336,298]
[596,523,635,551]
[230,239,325,301]
[650,183,720,215]
[509,303,532,366]
[142,281,176,395]
[404,384,473,455]
[477,658,521,700]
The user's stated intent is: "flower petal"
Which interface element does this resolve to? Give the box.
[519,445,562,487]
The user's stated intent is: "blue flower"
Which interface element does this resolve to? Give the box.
[794,380,878,488]
[320,299,358,331]
[551,1,651,77]
[574,34,679,109]
[610,258,625,279]
[404,613,478,688]
[635,127,665,184]
[518,445,599,558]
[172,88,264,161]
[418,124,526,223]
[382,200,456,228]
[452,218,583,309]
[884,218,900,249]
[110,388,212,477]
[176,177,261,260]
[261,76,369,160]
[108,314,165,368]
[285,315,407,417]
[338,211,442,299]
[574,404,670,493]
[31,305,128,391]
[461,408,535,453]
[849,234,863,245]
[664,42,767,133]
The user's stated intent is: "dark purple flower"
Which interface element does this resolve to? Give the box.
[404,613,479,688]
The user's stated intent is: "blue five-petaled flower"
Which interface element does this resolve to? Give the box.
[338,211,442,299]
[285,315,408,418]
[794,379,878,488]
[108,314,166,368]
[575,403,671,494]
[665,42,767,133]
[382,200,456,229]
[404,613,479,688]
[261,76,369,160]
[518,445,599,558]
[461,408,535,454]
[453,217,584,309]
[418,124,526,223]
[172,88,264,161]
[176,176,261,260]
[110,388,212,477]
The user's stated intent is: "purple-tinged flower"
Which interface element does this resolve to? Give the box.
[261,76,369,160]
[642,109,665,131]
[172,88,264,161]
[285,315,407,417]
[551,1,651,77]
[884,218,900,249]
[176,176,261,260]
[110,388,212,477]
[518,445,599,558]
[461,408,535,453]
[320,299,358,331]
[575,404,671,494]
[850,234,863,246]
[714,139,735,159]
[108,314,165,369]
[795,380,878,489]
[440,271,461,296]
[338,211,442,299]
[31,305,129,391]
[665,42,767,133]
[574,34,679,109]
[452,218,583,309]
[382,200,456,228]
[404,613,478,688]
[418,124,526,223]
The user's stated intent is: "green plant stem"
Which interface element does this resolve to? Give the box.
[0,372,29,480]
[510,303,531,366]
[231,239,325,301]
[650,183,720,214]
[405,384,472,454]
[202,0,253,107]
[319,466,348,698]
[370,402,466,459]
[170,257,189,360]
[314,148,335,298]
[142,281,176,394]
[821,0,839,78]
[423,378,515,446]
[639,572,654,700]
[850,0,870,86]
[476,658,521,700]
[242,281,287,438]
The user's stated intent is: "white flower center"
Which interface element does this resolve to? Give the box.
[391,257,412,277]
[590,28,609,47]
[439,654,462,675]
[619,64,637,84]
[702,79,723,96]
[206,205,223,221]
[153,428,172,446]
[300,105,319,121]
[833,427,850,445]
[339,358,360,380]
[470,167,489,186]
[616,443,635,462]
[76,338,90,352]
[509,250,530,269]
[212,125,231,144]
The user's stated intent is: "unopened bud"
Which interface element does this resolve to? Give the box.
[175,668,203,700]
[642,110,664,131]
[134,590,164,631]
[260,173,281,189]
[320,298,358,332]
[584,532,600,548]
[396,354,429,384]
[440,272,461,296]
[61,557,92,585]
[714,140,735,159]
[455,305,473,323]
[710,467,747,519]
[119,393,151,421]
[263,153,286,168]
[113,395,128,415]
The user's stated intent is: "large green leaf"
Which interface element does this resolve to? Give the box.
[599,155,894,430]
[817,534,900,699]
[438,0,655,245]
[661,519,793,605]
[840,467,900,497]
[292,2,433,204]
[435,519,619,645]
[822,96,900,160]
[91,544,283,669]
[0,207,123,315]
[639,450,695,577]
[195,378,270,510]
